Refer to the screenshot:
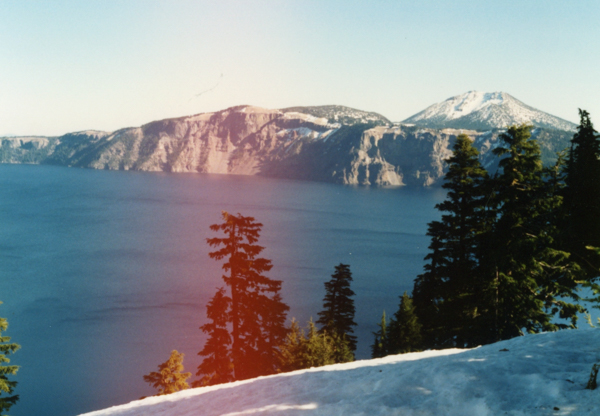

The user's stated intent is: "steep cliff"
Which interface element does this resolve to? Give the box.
[0,103,574,187]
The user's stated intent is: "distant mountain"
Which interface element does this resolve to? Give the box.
[280,105,391,126]
[0,95,577,187]
[402,91,577,132]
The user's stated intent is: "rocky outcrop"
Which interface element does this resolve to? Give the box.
[0,104,573,187]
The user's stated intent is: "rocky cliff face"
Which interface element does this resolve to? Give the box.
[0,104,573,187]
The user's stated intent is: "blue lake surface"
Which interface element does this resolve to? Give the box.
[0,164,446,416]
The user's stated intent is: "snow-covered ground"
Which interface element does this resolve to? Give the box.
[81,329,600,416]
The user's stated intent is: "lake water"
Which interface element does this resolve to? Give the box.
[0,164,445,416]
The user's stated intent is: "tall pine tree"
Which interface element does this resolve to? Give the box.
[486,124,582,340]
[199,212,289,382]
[564,109,600,274]
[413,134,489,348]
[317,263,357,355]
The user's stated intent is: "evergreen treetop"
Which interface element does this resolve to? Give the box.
[413,134,489,348]
[143,350,191,396]
[201,212,289,382]
[370,311,387,359]
[486,124,583,339]
[564,110,600,273]
[276,319,307,373]
[317,263,357,352]
[277,318,352,372]
[412,127,585,348]
[387,292,422,354]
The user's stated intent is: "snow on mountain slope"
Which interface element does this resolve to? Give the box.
[403,91,577,132]
[81,329,600,416]
[1,97,575,187]
[281,105,391,126]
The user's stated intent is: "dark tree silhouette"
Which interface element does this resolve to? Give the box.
[317,263,357,354]
[413,134,488,348]
[199,212,289,382]
[195,288,233,386]
[370,311,388,358]
[387,292,422,354]
[564,109,600,273]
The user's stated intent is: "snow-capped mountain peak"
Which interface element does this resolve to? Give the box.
[402,91,576,132]
[441,91,505,120]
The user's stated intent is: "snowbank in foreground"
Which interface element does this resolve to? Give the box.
[81,329,600,416]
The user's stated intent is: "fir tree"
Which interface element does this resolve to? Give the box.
[195,288,233,387]
[276,318,351,372]
[413,134,488,348]
[316,263,357,354]
[328,331,354,364]
[143,350,191,396]
[303,320,337,368]
[534,152,585,329]
[564,109,600,273]
[202,212,289,381]
[276,319,307,373]
[412,222,445,348]
[387,292,422,354]
[255,292,289,375]
[0,303,19,415]
[370,311,388,359]
[487,125,582,340]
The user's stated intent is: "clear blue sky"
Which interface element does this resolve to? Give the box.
[1,0,599,136]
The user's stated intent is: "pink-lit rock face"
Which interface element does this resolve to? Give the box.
[0,102,573,187]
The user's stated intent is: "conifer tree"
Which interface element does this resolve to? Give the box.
[370,311,388,358]
[255,292,289,375]
[0,304,19,415]
[143,350,191,396]
[490,125,555,339]
[413,134,488,348]
[317,263,357,354]
[195,288,233,386]
[304,320,338,368]
[414,128,586,348]
[387,292,422,354]
[564,110,600,273]
[412,222,445,348]
[277,318,351,372]
[201,212,289,381]
[328,331,354,364]
[487,125,582,340]
[277,319,307,373]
